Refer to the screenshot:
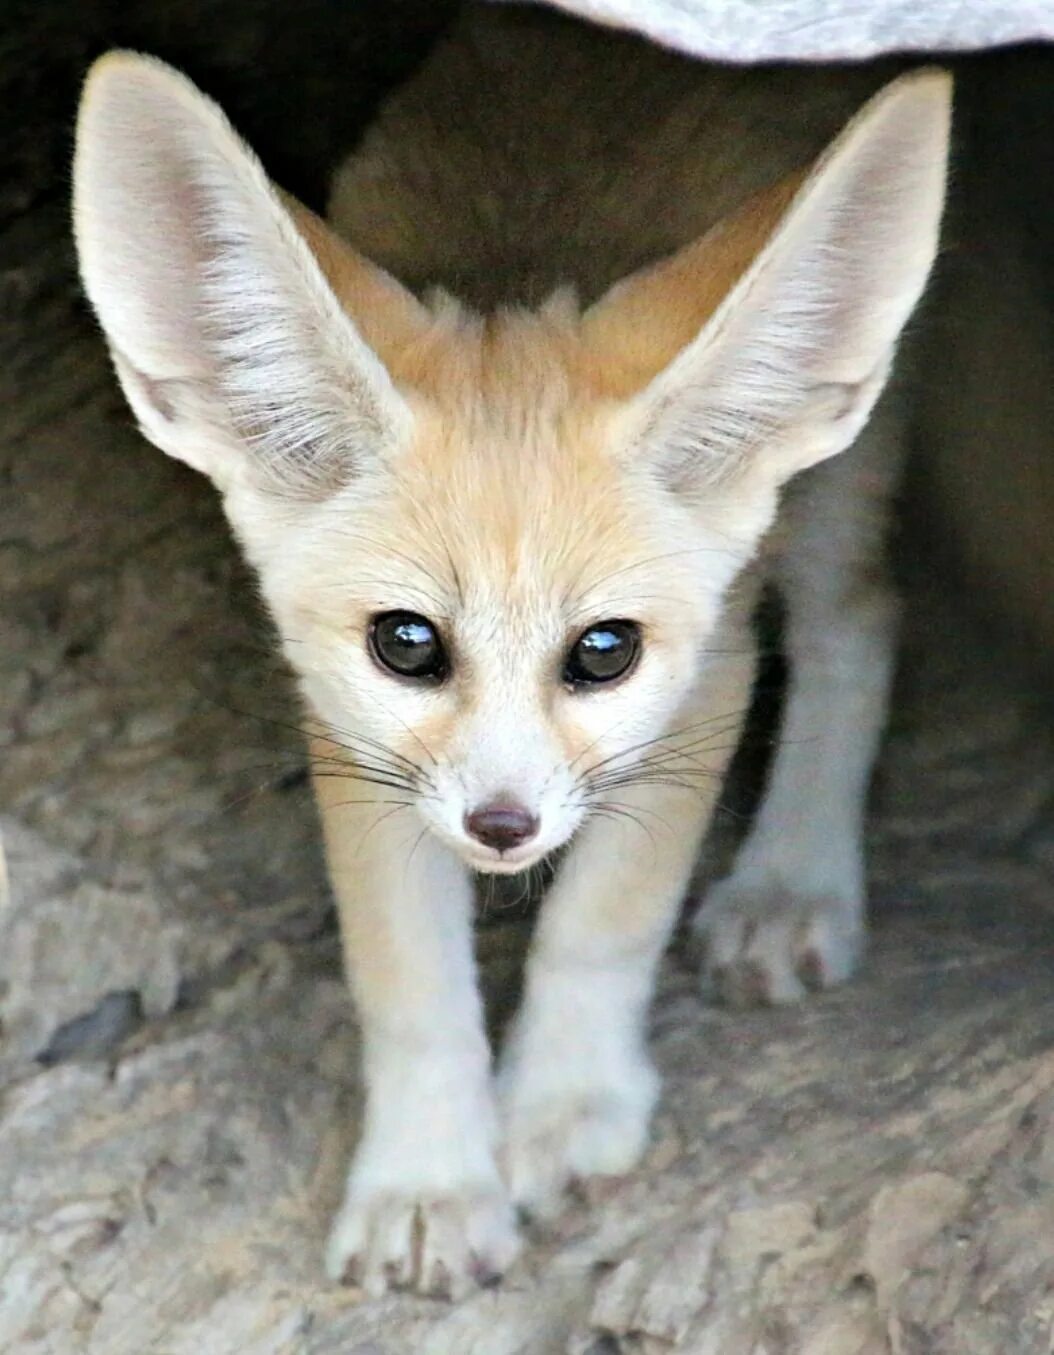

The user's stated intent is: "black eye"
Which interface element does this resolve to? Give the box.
[369,611,448,681]
[563,620,641,687]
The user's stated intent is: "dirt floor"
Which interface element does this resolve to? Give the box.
[3,5,1054,1353]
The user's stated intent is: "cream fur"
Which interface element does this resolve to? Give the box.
[73,4,950,1300]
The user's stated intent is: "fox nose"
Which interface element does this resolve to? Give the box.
[464,801,539,853]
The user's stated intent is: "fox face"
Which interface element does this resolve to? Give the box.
[73,54,949,875]
[245,306,758,873]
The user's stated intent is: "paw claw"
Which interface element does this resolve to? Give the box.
[470,1255,504,1289]
[383,1258,407,1290]
[695,881,863,1008]
[739,958,773,1007]
[798,946,826,991]
[425,1259,452,1301]
[327,1185,519,1299]
[501,1071,658,1218]
[337,1254,362,1289]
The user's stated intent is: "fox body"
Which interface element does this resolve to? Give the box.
[73,3,950,1298]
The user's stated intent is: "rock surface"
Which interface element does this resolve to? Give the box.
[2,6,1054,1352]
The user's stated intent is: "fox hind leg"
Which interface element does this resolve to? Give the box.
[694,393,906,1006]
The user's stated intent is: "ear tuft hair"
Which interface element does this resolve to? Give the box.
[74,52,418,496]
[596,70,952,495]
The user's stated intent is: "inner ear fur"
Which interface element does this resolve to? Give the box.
[581,70,952,492]
[73,52,431,497]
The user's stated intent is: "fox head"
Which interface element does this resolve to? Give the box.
[73,54,950,874]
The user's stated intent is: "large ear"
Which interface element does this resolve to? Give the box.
[587,70,952,494]
[73,53,428,496]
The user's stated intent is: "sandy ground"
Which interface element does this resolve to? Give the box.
[3,7,1054,1352]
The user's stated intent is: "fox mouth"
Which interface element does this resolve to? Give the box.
[460,839,550,876]
[434,815,576,876]
[452,829,550,872]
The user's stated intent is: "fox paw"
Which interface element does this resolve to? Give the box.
[326,1183,520,1300]
[694,880,864,1007]
[501,1069,658,1219]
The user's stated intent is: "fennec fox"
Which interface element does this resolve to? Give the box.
[73,4,950,1299]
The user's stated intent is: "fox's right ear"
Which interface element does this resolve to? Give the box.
[73,53,428,497]
[586,70,952,499]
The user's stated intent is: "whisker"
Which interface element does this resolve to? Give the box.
[567,713,627,775]
[509,865,531,912]
[212,700,440,801]
[307,754,423,790]
[219,777,417,817]
[578,707,750,784]
[212,749,427,810]
[404,824,431,877]
[587,758,720,791]
[354,688,440,771]
[308,748,420,780]
[298,752,432,796]
[588,772,718,800]
[216,701,428,780]
[479,871,498,921]
[318,794,419,812]
[353,802,414,856]
[215,756,420,796]
[588,802,659,856]
[303,715,434,781]
[592,797,674,833]
[312,776,434,800]
[590,723,745,784]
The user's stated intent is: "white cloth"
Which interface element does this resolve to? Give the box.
[508,0,1054,62]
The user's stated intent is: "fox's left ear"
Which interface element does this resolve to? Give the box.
[73,53,429,497]
[590,70,952,494]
